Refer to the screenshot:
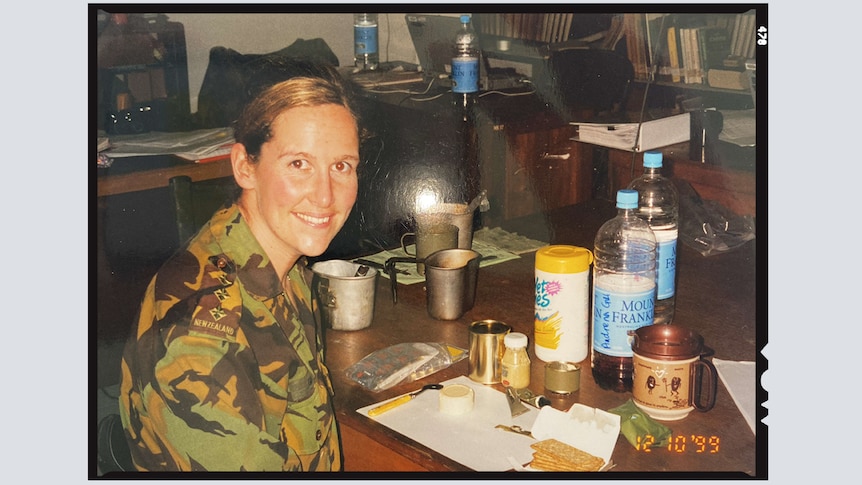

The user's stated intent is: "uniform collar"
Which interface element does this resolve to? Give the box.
[209,203,307,300]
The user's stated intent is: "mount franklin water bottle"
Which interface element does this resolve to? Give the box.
[451,14,479,115]
[591,189,657,392]
[627,150,679,324]
[354,13,379,71]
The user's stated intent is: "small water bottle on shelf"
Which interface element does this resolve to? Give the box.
[627,150,679,325]
[591,189,657,392]
[354,13,379,71]
[451,14,479,116]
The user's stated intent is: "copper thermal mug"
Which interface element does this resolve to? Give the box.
[631,324,718,421]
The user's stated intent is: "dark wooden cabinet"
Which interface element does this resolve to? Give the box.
[484,123,592,222]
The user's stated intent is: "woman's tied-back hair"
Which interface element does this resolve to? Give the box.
[233,60,362,160]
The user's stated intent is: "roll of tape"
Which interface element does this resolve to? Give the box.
[544,361,581,394]
[438,384,475,415]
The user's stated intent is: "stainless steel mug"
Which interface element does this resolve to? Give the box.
[401,222,459,275]
[468,320,511,384]
[416,202,475,250]
[311,260,377,331]
[424,248,480,320]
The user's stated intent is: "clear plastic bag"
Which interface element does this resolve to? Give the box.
[676,179,755,257]
[345,342,468,392]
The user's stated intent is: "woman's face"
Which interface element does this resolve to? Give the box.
[237,103,359,265]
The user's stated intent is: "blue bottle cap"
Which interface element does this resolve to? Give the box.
[644,150,663,168]
[461,14,471,23]
[617,189,639,209]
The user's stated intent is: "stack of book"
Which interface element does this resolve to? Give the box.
[624,11,756,90]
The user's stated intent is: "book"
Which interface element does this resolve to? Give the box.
[697,26,731,72]
[688,27,703,84]
[680,27,693,84]
[569,111,691,152]
[738,12,756,60]
[707,68,750,91]
[624,13,647,80]
[666,25,682,83]
[730,13,744,57]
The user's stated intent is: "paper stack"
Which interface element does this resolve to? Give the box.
[571,112,690,152]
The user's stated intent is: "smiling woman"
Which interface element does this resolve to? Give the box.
[118,62,363,471]
[231,80,361,277]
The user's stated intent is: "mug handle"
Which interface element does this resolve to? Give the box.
[692,358,718,412]
[400,232,416,256]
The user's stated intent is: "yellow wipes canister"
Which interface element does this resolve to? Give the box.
[534,245,593,363]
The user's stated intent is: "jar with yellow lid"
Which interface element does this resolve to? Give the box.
[534,245,593,363]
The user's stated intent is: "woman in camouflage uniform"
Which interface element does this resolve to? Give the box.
[119,65,361,471]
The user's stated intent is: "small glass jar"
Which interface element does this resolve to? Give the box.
[501,332,531,389]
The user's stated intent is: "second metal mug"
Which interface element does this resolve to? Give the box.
[424,248,480,320]
[468,320,511,384]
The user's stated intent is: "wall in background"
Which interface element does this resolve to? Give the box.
[167,13,450,113]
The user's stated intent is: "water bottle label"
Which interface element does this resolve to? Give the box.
[452,57,479,93]
[592,278,655,357]
[654,229,677,300]
[354,26,378,54]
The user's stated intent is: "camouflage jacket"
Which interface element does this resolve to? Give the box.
[118,203,341,471]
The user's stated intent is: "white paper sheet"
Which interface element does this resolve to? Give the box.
[357,376,539,471]
[713,358,756,434]
[358,376,622,471]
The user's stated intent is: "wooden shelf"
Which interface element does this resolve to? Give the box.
[634,79,751,96]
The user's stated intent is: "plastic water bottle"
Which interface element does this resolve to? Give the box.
[591,189,657,392]
[452,14,479,115]
[627,150,679,325]
[354,13,379,71]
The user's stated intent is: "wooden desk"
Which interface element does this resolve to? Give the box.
[96,156,233,197]
[326,199,761,476]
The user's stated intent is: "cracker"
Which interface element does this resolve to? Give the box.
[529,439,605,472]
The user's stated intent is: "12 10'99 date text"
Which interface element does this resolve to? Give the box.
[637,435,720,453]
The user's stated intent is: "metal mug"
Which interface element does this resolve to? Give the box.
[468,320,511,384]
[310,260,377,331]
[400,222,459,275]
[416,202,475,250]
[631,324,718,421]
[424,248,480,321]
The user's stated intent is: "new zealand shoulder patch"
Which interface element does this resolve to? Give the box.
[189,285,242,341]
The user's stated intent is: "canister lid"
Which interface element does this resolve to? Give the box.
[535,245,593,273]
[632,324,704,359]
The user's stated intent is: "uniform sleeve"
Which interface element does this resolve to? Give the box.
[143,331,292,471]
